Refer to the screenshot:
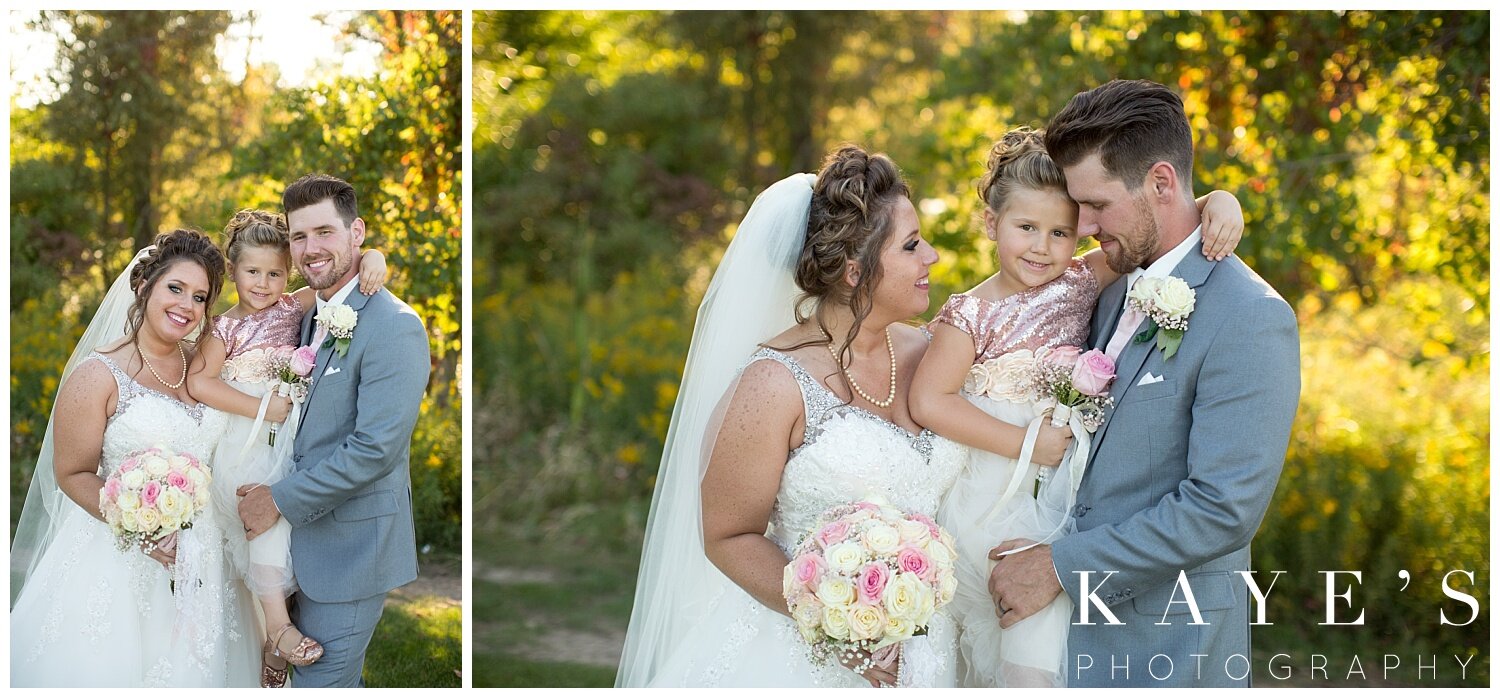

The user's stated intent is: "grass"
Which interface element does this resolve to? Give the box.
[359,553,463,688]
[472,505,643,687]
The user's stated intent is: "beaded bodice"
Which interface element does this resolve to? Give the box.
[91,352,227,478]
[213,294,303,359]
[933,257,1098,362]
[748,348,966,553]
[214,294,305,384]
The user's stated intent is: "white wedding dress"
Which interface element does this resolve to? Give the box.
[648,348,968,687]
[11,353,262,687]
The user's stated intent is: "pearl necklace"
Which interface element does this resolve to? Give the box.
[828,327,897,409]
[137,339,188,390]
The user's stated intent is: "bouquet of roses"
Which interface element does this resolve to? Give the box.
[1032,345,1116,433]
[265,345,317,445]
[99,446,212,554]
[783,497,959,674]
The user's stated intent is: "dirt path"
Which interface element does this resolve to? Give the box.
[473,562,625,668]
[388,556,461,608]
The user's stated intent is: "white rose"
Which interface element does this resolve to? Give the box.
[118,510,139,533]
[799,622,822,645]
[821,605,852,640]
[782,564,799,601]
[925,538,954,566]
[939,571,959,605]
[824,542,865,576]
[884,615,916,640]
[116,491,142,513]
[158,512,181,532]
[1128,277,1163,306]
[121,469,147,490]
[883,572,922,621]
[985,350,1036,403]
[861,524,901,556]
[1153,277,1196,318]
[167,454,191,470]
[193,487,211,509]
[817,577,856,608]
[912,578,938,625]
[896,519,932,547]
[158,489,189,520]
[792,595,825,631]
[962,364,994,397]
[135,507,162,535]
[142,456,170,478]
[847,604,886,642]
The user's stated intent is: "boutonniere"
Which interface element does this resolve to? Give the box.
[1126,276,1196,360]
[315,302,358,357]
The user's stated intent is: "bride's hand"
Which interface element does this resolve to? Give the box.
[838,644,900,687]
[1033,423,1073,467]
[141,531,178,569]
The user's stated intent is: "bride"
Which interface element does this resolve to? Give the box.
[11,229,261,687]
[617,146,967,687]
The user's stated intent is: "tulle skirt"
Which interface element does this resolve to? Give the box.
[211,379,297,599]
[937,393,1079,688]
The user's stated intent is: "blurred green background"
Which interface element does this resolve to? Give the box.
[9,10,461,687]
[472,9,1488,687]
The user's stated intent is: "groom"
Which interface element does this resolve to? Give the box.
[987,80,1300,687]
[239,173,430,687]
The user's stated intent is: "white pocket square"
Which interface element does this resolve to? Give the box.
[1136,372,1165,386]
[322,366,342,377]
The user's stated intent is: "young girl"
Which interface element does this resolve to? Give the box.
[909,128,1245,688]
[189,209,388,688]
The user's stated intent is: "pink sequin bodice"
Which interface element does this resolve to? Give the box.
[213,294,304,359]
[934,257,1099,361]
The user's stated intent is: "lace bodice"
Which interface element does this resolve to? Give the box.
[93,352,228,477]
[213,294,304,359]
[933,257,1098,362]
[749,348,967,553]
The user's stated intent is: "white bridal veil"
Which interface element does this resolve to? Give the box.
[615,173,815,686]
[11,247,153,602]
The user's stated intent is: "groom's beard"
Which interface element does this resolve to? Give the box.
[1102,194,1161,274]
[302,252,352,290]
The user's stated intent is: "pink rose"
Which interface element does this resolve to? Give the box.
[141,480,163,507]
[857,563,890,605]
[166,471,190,492]
[854,501,881,513]
[102,478,122,500]
[1071,349,1116,397]
[816,520,851,549]
[119,458,138,473]
[1043,344,1082,369]
[290,345,318,378]
[897,547,935,582]
[793,553,825,589]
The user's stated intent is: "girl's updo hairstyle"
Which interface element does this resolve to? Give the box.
[223,208,290,266]
[126,228,227,341]
[783,144,911,373]
[977,127,1069,216]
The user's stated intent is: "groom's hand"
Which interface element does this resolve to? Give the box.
[237,484,282,540]
[988,539,1062,629]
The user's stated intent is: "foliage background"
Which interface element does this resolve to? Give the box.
[9,10,462,686]
[472,9,1489,687]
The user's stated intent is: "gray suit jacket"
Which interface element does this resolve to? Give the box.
[1051,250,1300,686]
[271,286,429,603]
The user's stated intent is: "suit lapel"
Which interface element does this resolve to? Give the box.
[1088,250,1219,460]
[1092,277,1128,350]
[299,287,376,427]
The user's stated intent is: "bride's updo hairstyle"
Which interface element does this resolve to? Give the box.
[126,228,227,342]
[788,144,911,362]
[223,208,290,267]
[977,127,1068,216]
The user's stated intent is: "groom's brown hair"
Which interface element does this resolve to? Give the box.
[1043,79,1195,194]
[283,173,359,226]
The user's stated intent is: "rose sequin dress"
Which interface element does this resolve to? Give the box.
[932,257,1098,688]
[210,293,304,599]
